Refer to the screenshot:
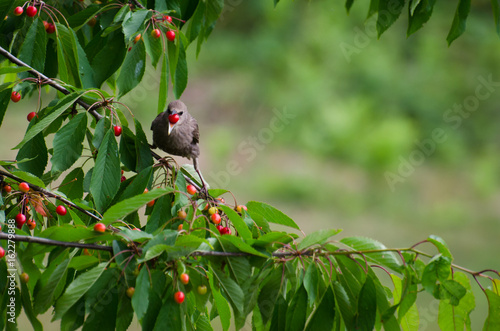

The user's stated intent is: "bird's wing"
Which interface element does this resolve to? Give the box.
[151,112,164,130]
[192,121,199,145]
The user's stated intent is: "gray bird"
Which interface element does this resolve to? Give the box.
[151,100,206,192]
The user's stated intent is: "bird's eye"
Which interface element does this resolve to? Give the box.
[178,111,184,116]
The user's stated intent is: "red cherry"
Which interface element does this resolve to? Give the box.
[164,15,173,23]
[27,112,37,122]
[26,6,37,17]
[174,291,185,304]
[180,273,189,285]
[121,176,126,182]
[166,30,176,42]
[56,205,67,216]
[114,125,122,136]
[186,184,197,195]
[20,272,29,283]
[220,227,231,235]
[15,213,26,229]
[13,6,23,16]
[216,225,224,234]
[151,28,161,39]
[94,222,106,232]
[147,199,155,207]
[177,224,183,231]
[11,91,21,103]
[0,247,5,259]
[19,182,30,192]
[211,213,221,225]
[168,113,179,124]
[45,22,55,34]
[3,185,12,193]
[134,34,141,43]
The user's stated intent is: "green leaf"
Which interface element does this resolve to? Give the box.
[438,272,475,330]
[427,235,452,259]
[246,201,300,230]
[298,229,341,250]
[91,32,127,88]
[143,25,162,68]
[219,235,269,258]
[345,0,355,13]
[483,289,500,330]
[134,118,153,172]
[391,273,418,328]
[212,266,245,314]
[377,0,405,37]
[186,0,205,43]
[492,0,500,36]
[51,113,88,173]
[153,290,183,330]
[58,168,85,200]
[356,276,377,331]
[20,281,43,331]
[285,284,308,331]
[18,18,47,76]
[407,0,436,36]
[258,267,282,326]
[12,170,46,188]
[122,9,151,42]
[116,165,153,203]
[132,266,150,323]
[117,34,146,97]
[422,255,452,296]
[333,281,355,329]
[14,92,84,149]
[34,258,71,315]
[0,67,31,75]
[100,187,174,225]
[90,129,121,212]
[305,287,336,331]
[447,0,471,45]
[54,262,107,320]
[92,116,112,150]
[218,205,252,240]
[208,267,231,331]
[269,295,287,331]
[0,88,11,127]
[119,126,137,171]
[173,36,188,98]
[440,279,467,306]
[68,256,99,271]
[158,54,169,113]
[304,262,319,306]
[16,130,47,177]
[340,236,403,272]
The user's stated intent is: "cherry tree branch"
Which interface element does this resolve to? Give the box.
[0,169,101,221]
[0,232,113,252]
[0,46,102,121]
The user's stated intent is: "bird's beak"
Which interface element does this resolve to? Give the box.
[168,122,176,135]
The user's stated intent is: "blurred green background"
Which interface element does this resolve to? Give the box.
[3,0,500,329]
